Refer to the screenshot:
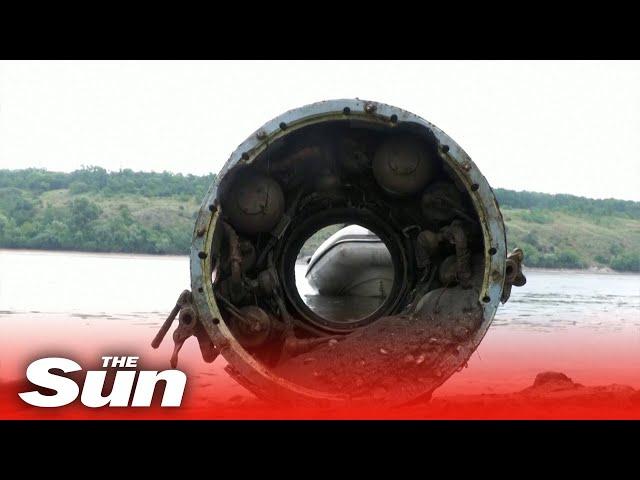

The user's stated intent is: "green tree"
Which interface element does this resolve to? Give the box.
[611,253,640,272]
[68,198,102,230]
[556,249,586,269]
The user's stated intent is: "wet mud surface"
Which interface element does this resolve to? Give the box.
[274,286,484,399]
[183,371,640,419]
[425,371,640,419]
[4,370,639,419]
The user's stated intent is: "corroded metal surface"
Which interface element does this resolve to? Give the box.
[156,99,523,406]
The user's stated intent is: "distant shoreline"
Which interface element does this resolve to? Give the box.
[2,247,638,275]
[2,168,638,272]
[0,247,188,260]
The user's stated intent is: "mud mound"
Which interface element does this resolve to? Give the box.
[427,371,640,419]
[275,286,484,399]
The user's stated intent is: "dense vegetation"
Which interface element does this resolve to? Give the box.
[0,167,212,255]
[0,168,638,271]
[494,188,640,219]
[0,167,214,198]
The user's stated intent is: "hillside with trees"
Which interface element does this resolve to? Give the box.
[0,168,638,271]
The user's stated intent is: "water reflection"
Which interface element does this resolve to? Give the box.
[0,250,638,334]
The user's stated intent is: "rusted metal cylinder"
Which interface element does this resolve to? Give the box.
[188,99,514,407]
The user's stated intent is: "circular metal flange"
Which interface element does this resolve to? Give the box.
[189,99,507,406]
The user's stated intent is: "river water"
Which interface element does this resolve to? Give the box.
[1,249,639,396]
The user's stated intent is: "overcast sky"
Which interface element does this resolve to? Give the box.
[1,60,638,200]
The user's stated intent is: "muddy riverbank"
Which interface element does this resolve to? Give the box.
[6,370,637,419]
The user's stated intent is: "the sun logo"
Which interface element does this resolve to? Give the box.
[19,356,187,408]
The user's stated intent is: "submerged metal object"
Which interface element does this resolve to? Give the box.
[153,99,526,406]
